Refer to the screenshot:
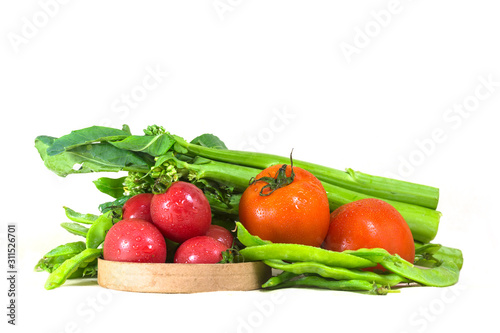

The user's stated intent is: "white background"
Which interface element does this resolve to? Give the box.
[1,1,499,332]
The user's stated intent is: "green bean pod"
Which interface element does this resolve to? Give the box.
[86,211,114,249]
[35,241,87,273]
[44,248,102,290]
[415,242,464,270]
[61,222,89,237]
[381,256,459,287]
[240,243,376,269]
[64,206,99,224]
[263,259,408,286]
[42,241,87,258]
[347,247,460,287]
[236,222,271,247]
[262,271,299,288]
[264,274,393,295]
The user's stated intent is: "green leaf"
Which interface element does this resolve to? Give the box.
[109,133,176,157]
[190,133,228,150]
[64,206,99,224]
[173,142,188,154]
[93,176,126,198]
[60,223,89,237]
[35,136,150,177]
[98,195,131,214]
[122,124,132,135]
[46,126,130,156]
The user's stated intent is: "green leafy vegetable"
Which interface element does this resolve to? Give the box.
[98,195,131,214]
[93,176,127,198]
[46,126,130,156]
[109,133,176,156]
[35,136,150,177]
[190,133,228,150]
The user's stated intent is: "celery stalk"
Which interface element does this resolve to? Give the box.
[174,136,439,210]
[168,156,440,243]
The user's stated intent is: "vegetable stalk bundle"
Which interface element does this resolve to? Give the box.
[35,124,441,243]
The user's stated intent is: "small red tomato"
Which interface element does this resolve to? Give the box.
[173,236,228,264]
[322,198,415,267]
[103,218,166,263]
[122,193,154,222]
[205,225,234,249]
[150,181,212,243]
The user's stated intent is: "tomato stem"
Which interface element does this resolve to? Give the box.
[249,150,295,196]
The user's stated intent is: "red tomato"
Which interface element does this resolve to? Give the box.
[173,236,228,264]
[238,164,330,247]
[150,181,212,243]
[205,225,234,248]
[322,198,415,266]
[122,193,154,222]
[103,218,167,263]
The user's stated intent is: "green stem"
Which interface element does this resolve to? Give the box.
[174,136,439,210]
[182,159,440,243]
[187,160,258,192]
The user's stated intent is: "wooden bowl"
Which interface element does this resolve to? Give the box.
[97,259,272,293]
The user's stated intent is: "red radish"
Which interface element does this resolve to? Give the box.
[122,193,154,222]
[150,181,212,243]
[205,225,234,249]
[103,218,166,263]
[174,236,228,264]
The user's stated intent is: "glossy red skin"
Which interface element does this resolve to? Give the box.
[322,198,415,267]
[239,164,330,247]
[122,193,154,222]
[173,236,228,264]
[150,181,212,243]
[205,225,234,248]
[103,218,167,263]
